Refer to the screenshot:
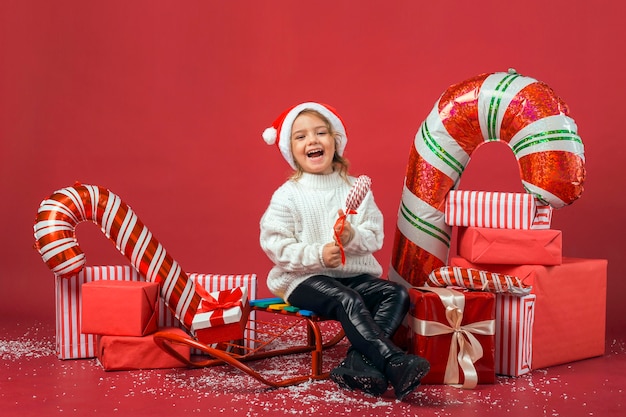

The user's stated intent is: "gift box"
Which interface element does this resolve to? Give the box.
[96,327,190,371]
[408,287,496,388]
[531,204,553,229]
[192,286,249,344]
[495,294,536,376]
[55,265,140,359]
[450,257,607,369]
[445,190,536,229]
[161,273,258,352]
[81,280,159,336]
[457,226,562,265]
[55,266,257,359]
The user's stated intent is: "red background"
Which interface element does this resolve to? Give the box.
[1,1,624,339]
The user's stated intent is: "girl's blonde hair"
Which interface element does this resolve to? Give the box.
[290,109,350,182]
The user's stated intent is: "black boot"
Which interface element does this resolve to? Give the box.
[329,276,410,396]
[385,354,430,400]
[330,349,388,396]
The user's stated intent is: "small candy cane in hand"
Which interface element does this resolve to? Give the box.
[334,175,372,264]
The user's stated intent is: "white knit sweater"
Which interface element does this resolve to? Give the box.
[260,171,384,300]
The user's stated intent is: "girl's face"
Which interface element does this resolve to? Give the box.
[290,112,336,175]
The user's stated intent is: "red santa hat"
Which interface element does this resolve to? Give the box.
[262,102,348,169]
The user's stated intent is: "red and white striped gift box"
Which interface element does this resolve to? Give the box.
[445,191,536,229]
[55,266,257,359]
[531,204,553,229]
[495,293,536,376]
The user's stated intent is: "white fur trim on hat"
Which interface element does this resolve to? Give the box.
[263,102,348,169]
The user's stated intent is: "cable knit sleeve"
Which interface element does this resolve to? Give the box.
[259,186,326,272]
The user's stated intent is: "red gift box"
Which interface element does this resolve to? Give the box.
[81,280,159,336]
[55,266,257,359]
[97,327,190,371]
[445,190,536,229]
[457,226,562,265]
[450,257,607,369]
[192,286,250,344]
[495,294,536,376]
[408,287,496,388]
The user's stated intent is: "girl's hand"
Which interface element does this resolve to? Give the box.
[334,209,354,245]
[322,242,343,268]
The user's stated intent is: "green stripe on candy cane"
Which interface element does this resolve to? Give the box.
[487,72,520,140]
[399,202,451,247]
[420,120,466,176]
[511,129,582,154]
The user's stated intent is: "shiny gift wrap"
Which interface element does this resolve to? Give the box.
[391,70,585,287]
[408,287,496,389]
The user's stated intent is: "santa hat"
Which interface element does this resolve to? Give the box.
[262,102,348,169]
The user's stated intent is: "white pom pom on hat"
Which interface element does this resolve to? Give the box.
[262,127,277,145]
[262,102,348,169]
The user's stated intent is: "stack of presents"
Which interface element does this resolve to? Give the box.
[398,190,607,388]
[56,266,256,370]
[51,189,607,389]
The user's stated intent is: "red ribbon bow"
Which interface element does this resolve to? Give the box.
[196,285,244,314]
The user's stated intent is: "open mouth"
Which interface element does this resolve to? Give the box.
[307,149,324,158]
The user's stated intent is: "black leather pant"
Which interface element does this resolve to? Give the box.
[287,274,409,372]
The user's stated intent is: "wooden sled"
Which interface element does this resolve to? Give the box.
[153,298,346,388]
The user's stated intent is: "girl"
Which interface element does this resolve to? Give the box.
[259,102,429,400]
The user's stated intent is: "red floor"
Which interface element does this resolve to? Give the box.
[1,318,624,417]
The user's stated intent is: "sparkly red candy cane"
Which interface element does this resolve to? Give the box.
[33,183,201,330]
[391,70,585,287]
[334,175,372,265]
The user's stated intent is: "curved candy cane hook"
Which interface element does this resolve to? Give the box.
[34,183,201,329]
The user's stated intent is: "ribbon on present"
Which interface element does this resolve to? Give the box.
[412,287,495,389]
[194,286,245,327]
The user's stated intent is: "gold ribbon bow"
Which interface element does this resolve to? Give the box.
[412,287,495,389]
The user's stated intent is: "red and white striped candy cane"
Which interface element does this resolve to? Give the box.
[391,70,585,287]
[334,175,371,264]
[426,266,532,296]
[34,183,201,329]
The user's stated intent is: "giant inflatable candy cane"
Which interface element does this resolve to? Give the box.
[34,183,201,329]
[391,70,585,287]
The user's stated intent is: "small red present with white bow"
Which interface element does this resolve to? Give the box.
[408,286,496,389]
[191,286,250,344]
